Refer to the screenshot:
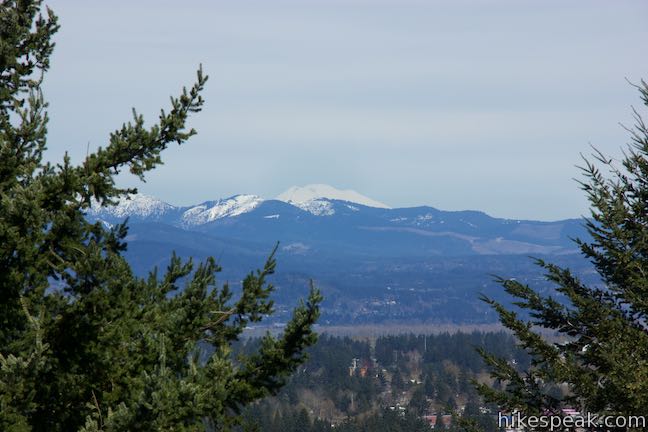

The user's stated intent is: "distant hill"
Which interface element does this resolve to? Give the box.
[87,185,593,324]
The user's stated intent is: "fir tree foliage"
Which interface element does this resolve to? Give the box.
[477,80,648,424]
[0,1,322,430]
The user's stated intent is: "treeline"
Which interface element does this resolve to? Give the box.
[239,331,530,431]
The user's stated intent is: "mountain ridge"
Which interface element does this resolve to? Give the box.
[85,188,593,324]
[88,189,586,257]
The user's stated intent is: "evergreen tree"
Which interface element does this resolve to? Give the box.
[0,2,322,430]
[423,374,435,398]
[291,408,311,432]
[476,81,648,423]
[391,369,405,395]
[408,386,428,416]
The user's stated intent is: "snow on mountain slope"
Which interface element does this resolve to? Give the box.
[88,193,175,218]
[294,199,336,216]
[277,184,390,209]
[89,186,390,221]
[181,194,263,226]
[83,190,586,258]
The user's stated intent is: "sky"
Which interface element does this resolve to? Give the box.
[43,0,648,220]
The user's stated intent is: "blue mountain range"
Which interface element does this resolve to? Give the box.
[86,185,592,325]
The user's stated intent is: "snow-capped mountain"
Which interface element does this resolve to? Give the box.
[276,184,391,210]
[89,193,265,224]
[87,194,175,220]
[86,187,592,324]
[89,184,392,222]
[86,186,587,258]
[181,195,263,226]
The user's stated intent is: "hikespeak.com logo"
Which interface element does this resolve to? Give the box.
[498,410,646,431]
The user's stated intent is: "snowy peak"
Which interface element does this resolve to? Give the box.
[89,186,391,222]
[88,193,264,225]
[83,191,586,257]
[88,193,174,219]
[276,184,391,209]
[181,194,263,226]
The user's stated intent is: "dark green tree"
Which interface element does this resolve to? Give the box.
[391,369,405,396]
[423,374,435,398]
[477,80,648,424]
[290,408,311,432]
[0,1,322,431]
[408,386,428,416]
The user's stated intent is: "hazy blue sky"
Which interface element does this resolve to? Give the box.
[44,0,648,220]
